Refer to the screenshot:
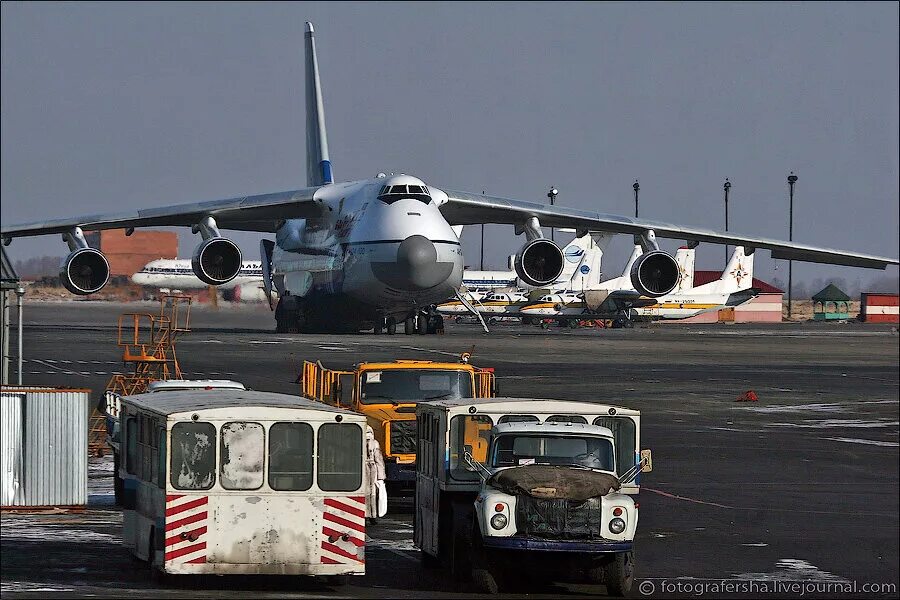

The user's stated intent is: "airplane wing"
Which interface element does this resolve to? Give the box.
[440,190,899,269]
[0,187,323,238]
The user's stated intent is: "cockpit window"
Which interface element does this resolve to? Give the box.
[378,183,432,205]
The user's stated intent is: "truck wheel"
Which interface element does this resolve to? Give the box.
[471,566,501,594]
[603,551,635,596]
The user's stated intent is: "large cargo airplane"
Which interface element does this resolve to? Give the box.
[1,23,897,334]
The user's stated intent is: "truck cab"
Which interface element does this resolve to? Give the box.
[300,356,495,487]
[414,398,651,596]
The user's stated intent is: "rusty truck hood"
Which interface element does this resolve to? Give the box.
[486,464,620,502]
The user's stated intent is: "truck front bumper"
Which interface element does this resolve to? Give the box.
[482,537,632,553]
[385,460,416,483]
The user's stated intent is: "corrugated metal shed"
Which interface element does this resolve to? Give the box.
[1,387,90,507]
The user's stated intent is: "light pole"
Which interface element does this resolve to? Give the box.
[15,286,24,385]
[480,191,485,270]
[787,172,798,320]
[724,178,731,266]
[547,187,558,242]
[633,180,640,218]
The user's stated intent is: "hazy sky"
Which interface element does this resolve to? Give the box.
[2,2,898,287]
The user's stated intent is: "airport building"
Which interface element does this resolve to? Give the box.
[859,292,900,323]
[85,229,177,278]
[678,272,784,323]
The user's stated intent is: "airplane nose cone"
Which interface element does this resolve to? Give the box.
[397,235,444,290]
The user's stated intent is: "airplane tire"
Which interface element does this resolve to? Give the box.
[374,321,384,334]
[386,317,397,335]
[416,313,427,334]
[404,316,416,334]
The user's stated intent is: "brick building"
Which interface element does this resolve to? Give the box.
[84,230,178,277]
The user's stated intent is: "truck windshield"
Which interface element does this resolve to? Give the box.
[491,434,615,472]
[360,369,473,404]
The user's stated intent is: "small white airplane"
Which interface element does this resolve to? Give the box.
[522,246,755,323]
[633,246,755,320]
[2,23,897,335]
[437,234,603,316]
[132,258,264,290]
[134,256,515,305]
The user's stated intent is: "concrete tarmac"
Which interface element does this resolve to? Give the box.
[2,300,898,598]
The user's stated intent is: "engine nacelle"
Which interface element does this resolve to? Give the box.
[514,239,564,287]
[630,251,680,297]
[192,238,242,285]
[60,248,110,295]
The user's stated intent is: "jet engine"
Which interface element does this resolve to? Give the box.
[630,250,680,297]
[192,237,242,285]
[60,248,110,295]
[514,239,564,287]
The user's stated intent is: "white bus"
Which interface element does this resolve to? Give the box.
[118,389,368,576]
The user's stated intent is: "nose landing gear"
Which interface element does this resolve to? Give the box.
[401,307,444,335]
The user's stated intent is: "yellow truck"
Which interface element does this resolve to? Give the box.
[300,354,496,487]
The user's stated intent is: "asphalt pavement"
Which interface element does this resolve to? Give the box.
[2,300,898,598]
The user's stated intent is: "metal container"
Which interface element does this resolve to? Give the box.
[1,387,90,507]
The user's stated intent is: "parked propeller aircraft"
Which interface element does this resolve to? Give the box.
[2,23,897,334]
[438,233,604,315]
[522,246,756,324]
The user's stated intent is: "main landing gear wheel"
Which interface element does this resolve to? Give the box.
[386,317,397,335]
[274,295,304,333]
[416,313,427,334]
[404,316,416,334]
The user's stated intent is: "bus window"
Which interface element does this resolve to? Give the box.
[449,414,492,481]
[157,427,167,489]
[317,423,362,491]
[220,422,265,490]
[126,417,137,475]
[171,422,216,490]
[546,415,588,424]
[497,415,539,424]
[269,422,314,491]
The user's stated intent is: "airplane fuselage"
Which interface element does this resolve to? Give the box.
[271,174,463,324]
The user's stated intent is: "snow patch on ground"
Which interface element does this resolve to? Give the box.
[766,419,899,429]
[1,582,75,593]
[733,558,850,583]
[823,437,899,447]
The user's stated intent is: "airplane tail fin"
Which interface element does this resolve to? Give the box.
[560,234,609,289]
[304,22,334,186]
[703,246,754,293]
[674,247,695,292]
[623,245,642,278]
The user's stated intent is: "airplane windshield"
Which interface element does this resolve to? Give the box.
[378,184,431,204]
[359,369,473,404]
[491,434,615,471]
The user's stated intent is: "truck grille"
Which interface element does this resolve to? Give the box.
[515,496,604,540]
[389,420,417,455]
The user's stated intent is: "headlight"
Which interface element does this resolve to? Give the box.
[609,517,626,534]
[490,513,508,530]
